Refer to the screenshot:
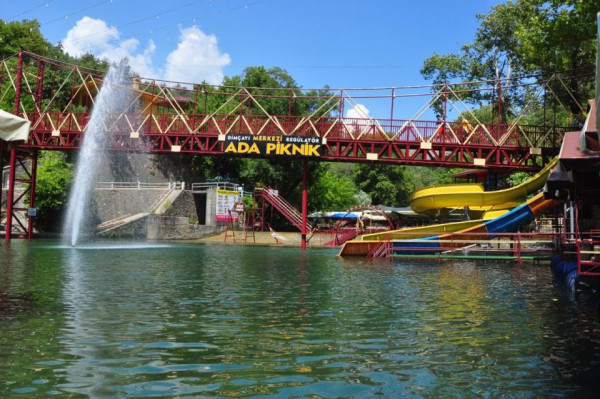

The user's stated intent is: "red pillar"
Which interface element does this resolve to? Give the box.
[301,159,308,250]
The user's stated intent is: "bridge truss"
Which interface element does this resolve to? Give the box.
[0,51,585,242]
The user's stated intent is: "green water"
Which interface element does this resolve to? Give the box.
[1,240,599,398]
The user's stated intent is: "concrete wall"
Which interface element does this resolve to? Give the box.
[147,216,225,240]
[99,214,150,239]
[94,189,167,223]
[204,189,217,226]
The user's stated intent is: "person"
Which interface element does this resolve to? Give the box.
[436,114,445,137]
[572,112,586,130]
[460,116,473,142]
[269,227,287,244]
[356,216,365,234]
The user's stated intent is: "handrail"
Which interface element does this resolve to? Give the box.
[96,181,184,190]
[576,229,600,276]
[368,240,391,258]
[256,185,312,232]
[359,230,559,260]
[191,182,241,192]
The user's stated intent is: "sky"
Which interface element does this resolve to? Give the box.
[2,0,505,119]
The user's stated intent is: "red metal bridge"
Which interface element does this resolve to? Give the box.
[0,51,582,243]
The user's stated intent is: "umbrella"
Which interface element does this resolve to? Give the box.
[329,212,359,219]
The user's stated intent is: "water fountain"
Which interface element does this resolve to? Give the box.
[63,63,134,247]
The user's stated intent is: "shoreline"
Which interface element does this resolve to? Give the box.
[196,231,337,248]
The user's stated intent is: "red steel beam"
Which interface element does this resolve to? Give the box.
[22,129,555,170]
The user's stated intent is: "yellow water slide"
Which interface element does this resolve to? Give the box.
[409,158,558,218]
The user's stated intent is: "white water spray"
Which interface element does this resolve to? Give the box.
[63,64,134,246]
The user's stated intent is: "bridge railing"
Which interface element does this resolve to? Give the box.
[95,181,184,190]
[26,110,569,149]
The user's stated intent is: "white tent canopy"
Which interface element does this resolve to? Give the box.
[0,110,30,142]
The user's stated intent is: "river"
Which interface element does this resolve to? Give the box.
[1,240,599,398]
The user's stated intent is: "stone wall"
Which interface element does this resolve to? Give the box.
[146,216,224,240]
[147,190,225,239]
[163,191,198,223]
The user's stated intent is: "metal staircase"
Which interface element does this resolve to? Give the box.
[368,240,392,258]
[254,186,312,232]
[324,227,358,246]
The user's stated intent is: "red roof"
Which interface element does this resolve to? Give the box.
[558,100,600,170]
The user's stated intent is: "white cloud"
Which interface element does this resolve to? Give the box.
[346,103,370,119]
[62,19,230,85]
[345,104,372,134]
[164,26,231,85]
[62,17,157,78]
[62,17,119,57]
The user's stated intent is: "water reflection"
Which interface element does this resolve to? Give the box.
[1,241,600,397]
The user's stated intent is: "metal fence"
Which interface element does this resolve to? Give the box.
[95,181,184,190]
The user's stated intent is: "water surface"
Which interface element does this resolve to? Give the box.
[1,240,599,398]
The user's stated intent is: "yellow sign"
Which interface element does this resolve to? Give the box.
[224,134,322,157]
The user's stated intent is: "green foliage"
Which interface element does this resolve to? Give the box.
[0,19,52,59]
[191,156,243,181]
[32,151,73,232]
[309,169,360,212]
[0,20,109,113]
[507,171,532,187]
[354,164,413,207]
[353,164,459,207]
[242,196,255,212]
[421,0,596,120]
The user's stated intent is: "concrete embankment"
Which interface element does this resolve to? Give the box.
[94,187,224,240]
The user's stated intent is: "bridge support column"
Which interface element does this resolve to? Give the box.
[301,159,308,250]
[4,148,38,241]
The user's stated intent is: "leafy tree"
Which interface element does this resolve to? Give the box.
[353,163,459,207]
[0,19,52,59]
[354,164,416,207]
[506,170,535,187]
[309,169,361,212]
[31,151,73,232]
[421,0,596,121]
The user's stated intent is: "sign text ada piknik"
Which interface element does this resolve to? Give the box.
[224,135,322,157]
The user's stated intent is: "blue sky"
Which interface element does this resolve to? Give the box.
[3,0,504,118]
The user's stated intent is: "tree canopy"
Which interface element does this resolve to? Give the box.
[0,19,51,59]
[29,151,74,232]
[421,0,597,119]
